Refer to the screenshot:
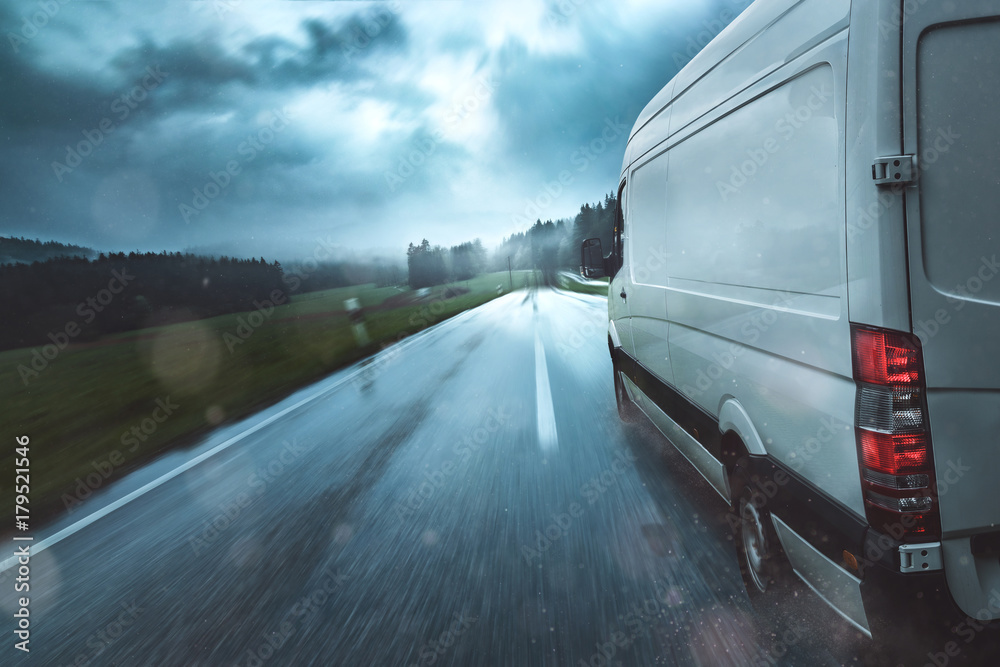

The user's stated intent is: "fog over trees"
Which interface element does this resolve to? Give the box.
[407,192,618,287]
[0,191,619,352]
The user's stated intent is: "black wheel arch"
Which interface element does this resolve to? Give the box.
[721,429,751,494]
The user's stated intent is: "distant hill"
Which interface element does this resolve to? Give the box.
[0,236,97,265]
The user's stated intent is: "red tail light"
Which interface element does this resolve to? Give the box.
[860,431,929,474]
[852,328,922,385]
[852,325,939,541]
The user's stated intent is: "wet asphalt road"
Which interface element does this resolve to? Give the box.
[0,287,872,666]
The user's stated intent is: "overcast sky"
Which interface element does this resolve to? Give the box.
[0,0,745,260]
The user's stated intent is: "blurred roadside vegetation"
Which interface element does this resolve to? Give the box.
[0,191,617,532]
[0,270,532,531]
[557,273,610,296]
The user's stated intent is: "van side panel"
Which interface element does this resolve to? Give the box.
[665,66,841,295]
[628,152,673,387]
[843,0,911,333]
[661,56,862,516]
[622,0,852,176]
[668,0,850,150]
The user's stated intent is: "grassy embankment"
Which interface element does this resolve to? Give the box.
[557,272,610,296]
[0,270,532,528]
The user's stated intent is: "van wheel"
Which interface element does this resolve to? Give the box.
[731,467,792,605]
[613,360,639,423]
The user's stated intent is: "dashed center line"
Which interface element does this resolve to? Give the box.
[534,329,559,451]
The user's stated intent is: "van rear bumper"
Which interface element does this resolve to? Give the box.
[752,454,999,656]
[861,554,957,643]
[860,540,1000,661]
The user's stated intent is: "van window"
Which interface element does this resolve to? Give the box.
[917,21,1000,304]
[613,179,626,276]
[629,152,669,287]
[662,65,841,296]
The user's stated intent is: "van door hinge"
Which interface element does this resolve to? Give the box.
[872,155,916,186]
[899,542,943,573]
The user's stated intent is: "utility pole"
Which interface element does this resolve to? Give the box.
[507,256,513,291]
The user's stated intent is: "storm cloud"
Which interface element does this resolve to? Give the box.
[0,0,744,260]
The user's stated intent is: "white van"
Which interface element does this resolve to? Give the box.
[582,0,1000,657]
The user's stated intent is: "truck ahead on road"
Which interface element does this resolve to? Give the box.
[583,0,1000,658]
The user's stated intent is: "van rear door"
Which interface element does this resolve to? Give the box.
[902,1,1000,620]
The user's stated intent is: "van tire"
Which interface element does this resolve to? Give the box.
[730,465,794,607]
[613,360,639,423]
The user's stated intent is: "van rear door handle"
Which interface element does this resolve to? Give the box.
[620,290,627,301]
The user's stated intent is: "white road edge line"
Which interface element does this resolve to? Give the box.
[534,329,559,451]
[0,304,483,573]
[0,384,336,573]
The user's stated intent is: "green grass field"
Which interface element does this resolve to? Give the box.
[0,270,532,528]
